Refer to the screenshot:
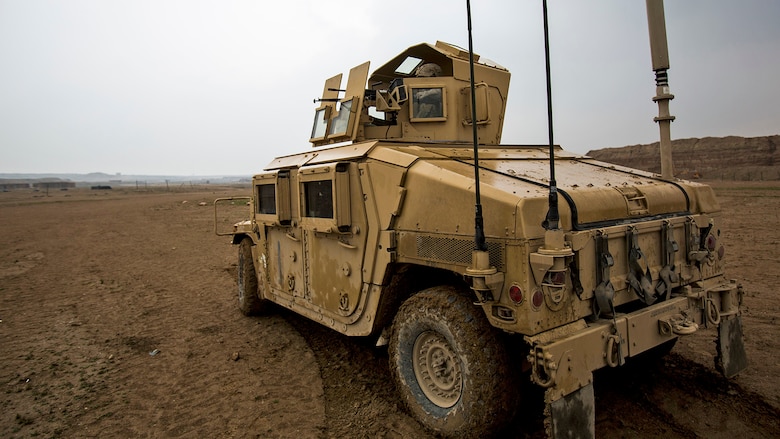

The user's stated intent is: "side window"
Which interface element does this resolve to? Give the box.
[303,180,334,218]
[299,163,350,232]
[256,183,276,215]
[253,170,291,225]
[411,87,445,121]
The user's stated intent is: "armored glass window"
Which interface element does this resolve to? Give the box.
[311,108,328,139]
[256,184,276,215]
[303,180,334,218]
[328,100,353,136]
[411,87,445,121]
[395,56,422,75]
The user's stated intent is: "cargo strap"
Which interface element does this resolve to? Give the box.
[655,221,679,300]
[592,232,625,364]
[593,232,615,318]
[627,227,657,305]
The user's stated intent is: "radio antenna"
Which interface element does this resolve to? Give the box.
[541,0,559,231]
[466,0,487,252]
[464,0,497,303]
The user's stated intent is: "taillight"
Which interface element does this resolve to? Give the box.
[509,284,524,304]
[706,234,717,251]
[531,289,544,309]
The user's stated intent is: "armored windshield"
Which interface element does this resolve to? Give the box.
[329,100,353,136]
[311,108,328,140]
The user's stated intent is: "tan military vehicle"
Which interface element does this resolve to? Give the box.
[215,7,746,438]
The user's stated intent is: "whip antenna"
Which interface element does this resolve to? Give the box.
[464,0,497,304]
[542,0,559,231]
[466,0,486,252]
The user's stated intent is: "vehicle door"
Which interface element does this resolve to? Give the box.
[254,170,305,301]
[298,162,367,320]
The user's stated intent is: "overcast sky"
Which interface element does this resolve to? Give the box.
[1,0,778,176]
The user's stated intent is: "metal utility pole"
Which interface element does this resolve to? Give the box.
[646,0,676,179]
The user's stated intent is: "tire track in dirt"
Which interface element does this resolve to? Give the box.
[2,185,779,438]
[283,310,433,439]
[279,306,780,438]
[1,189,326,438]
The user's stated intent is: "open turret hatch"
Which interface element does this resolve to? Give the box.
[310,62,370,146]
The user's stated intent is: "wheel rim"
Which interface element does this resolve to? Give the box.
[412,330,462,408]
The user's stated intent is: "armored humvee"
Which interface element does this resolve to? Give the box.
[215,20,746,439]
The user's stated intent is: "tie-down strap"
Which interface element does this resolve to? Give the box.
[655,220,680,300]
[593,232,615,318]
[627,226,657,305]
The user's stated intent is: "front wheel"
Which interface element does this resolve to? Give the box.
[388,286,518,438]
[237,238,270,316]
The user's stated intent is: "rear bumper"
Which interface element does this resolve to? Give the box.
[525,277,743,402]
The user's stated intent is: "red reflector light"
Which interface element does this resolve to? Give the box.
[706,234,717,251]
[509,285,523,304]
[718,245,725,260]
[532,290,544,309]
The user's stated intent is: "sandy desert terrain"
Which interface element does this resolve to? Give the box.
[1,182,778,438]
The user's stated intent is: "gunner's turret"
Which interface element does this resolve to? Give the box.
[310,41,511,147]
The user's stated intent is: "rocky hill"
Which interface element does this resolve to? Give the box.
[586,135,780,181]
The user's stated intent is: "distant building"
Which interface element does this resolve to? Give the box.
[32,181,76,189]
[0,181,31,190]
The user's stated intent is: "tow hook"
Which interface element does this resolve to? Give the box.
[705,297,722,325]
[605,334,623,368]
[529,346,557,388]
[659,314,698,336]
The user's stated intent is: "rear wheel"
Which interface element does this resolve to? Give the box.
[237,238,270,316]
[388,286,518,438]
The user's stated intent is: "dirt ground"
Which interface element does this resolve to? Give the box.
[1,182,778,438]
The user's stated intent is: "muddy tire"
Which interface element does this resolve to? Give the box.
[388,286,517,438]
[237,238,270,316]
